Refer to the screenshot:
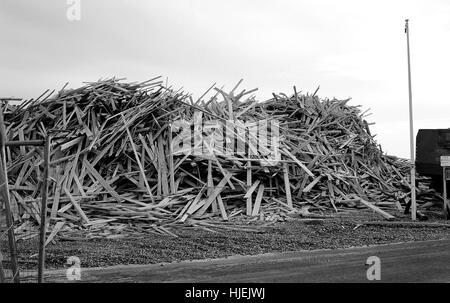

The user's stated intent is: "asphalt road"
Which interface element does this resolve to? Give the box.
[48,239,450,283]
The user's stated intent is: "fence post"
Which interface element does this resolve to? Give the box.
[38,135,51,283]
[0,251,6,282]
[0,103,20,283]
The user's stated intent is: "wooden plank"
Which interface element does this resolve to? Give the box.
[184,187,207,216]
[272,197,295,210]
[138,145,145,200]
[251,184,265,216]
[68,141,83,193]
[62,100,67,129]
[303,176,322,193]
[14,160,29,187]
[167,128,176,194]
[197,174,232,216]
[50,166,63,219]
[327,180,338,212]
[73,174,87,197]
[44,221,65,246]
[0,104,20,282]
[207,160,218,213]
[244,180,261,199]
[157,135,170,196]
[18,128,25,154]
[282,148,314,177]
[283,163,293,207]
[61,160,74,197]
[37,135,51,283]
[64,188,90,223]
[216,194,228,220]
[57,202,73,214]
[123,115,154,202]
[60,136,83,151]
[83,159,123,202]
[355,195,395,220]
[9,194,20,221]
[246,161,252,215]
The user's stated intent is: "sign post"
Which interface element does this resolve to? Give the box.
[440,156,450,219]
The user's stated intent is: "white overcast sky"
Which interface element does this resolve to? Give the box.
[1,0,450,158]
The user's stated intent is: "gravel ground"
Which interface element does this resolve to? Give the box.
[9,209,450,271]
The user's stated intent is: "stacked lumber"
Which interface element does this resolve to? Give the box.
[1,78,430,240]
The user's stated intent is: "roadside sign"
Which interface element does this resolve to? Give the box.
[442,156,450,219]
[440,156,450,167]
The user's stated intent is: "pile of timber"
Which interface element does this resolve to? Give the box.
[1,78,433,240]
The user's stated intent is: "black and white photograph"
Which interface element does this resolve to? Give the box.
[0,0,449,294]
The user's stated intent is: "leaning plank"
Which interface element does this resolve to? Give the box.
[73,174,87,197]
[123,115,154,202]
[64,188,90,223]
[282,148,314,177]
[246,161,252,215]
[157,135,170,196]
[216,194,228,220]
[272,197,295,210]
[303,176,322,193]
[186,193,207,215]
[251,184,265,216]
[327,180,338,212]
[244,180,261,199]
[83,159,123,202]
[283,163,293,207]
[60,136,83,151]
[197,174,232,216]
[207,160,218,213]
[354,195,395,220]
[176,198,196,221]
[44,221,65,247]
[179,187,208,222]
[167,128,176,194]
[50,174,63,219]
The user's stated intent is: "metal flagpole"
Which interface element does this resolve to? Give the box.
[405,19,416,221]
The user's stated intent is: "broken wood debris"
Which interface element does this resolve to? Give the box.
[1,77,439,241]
